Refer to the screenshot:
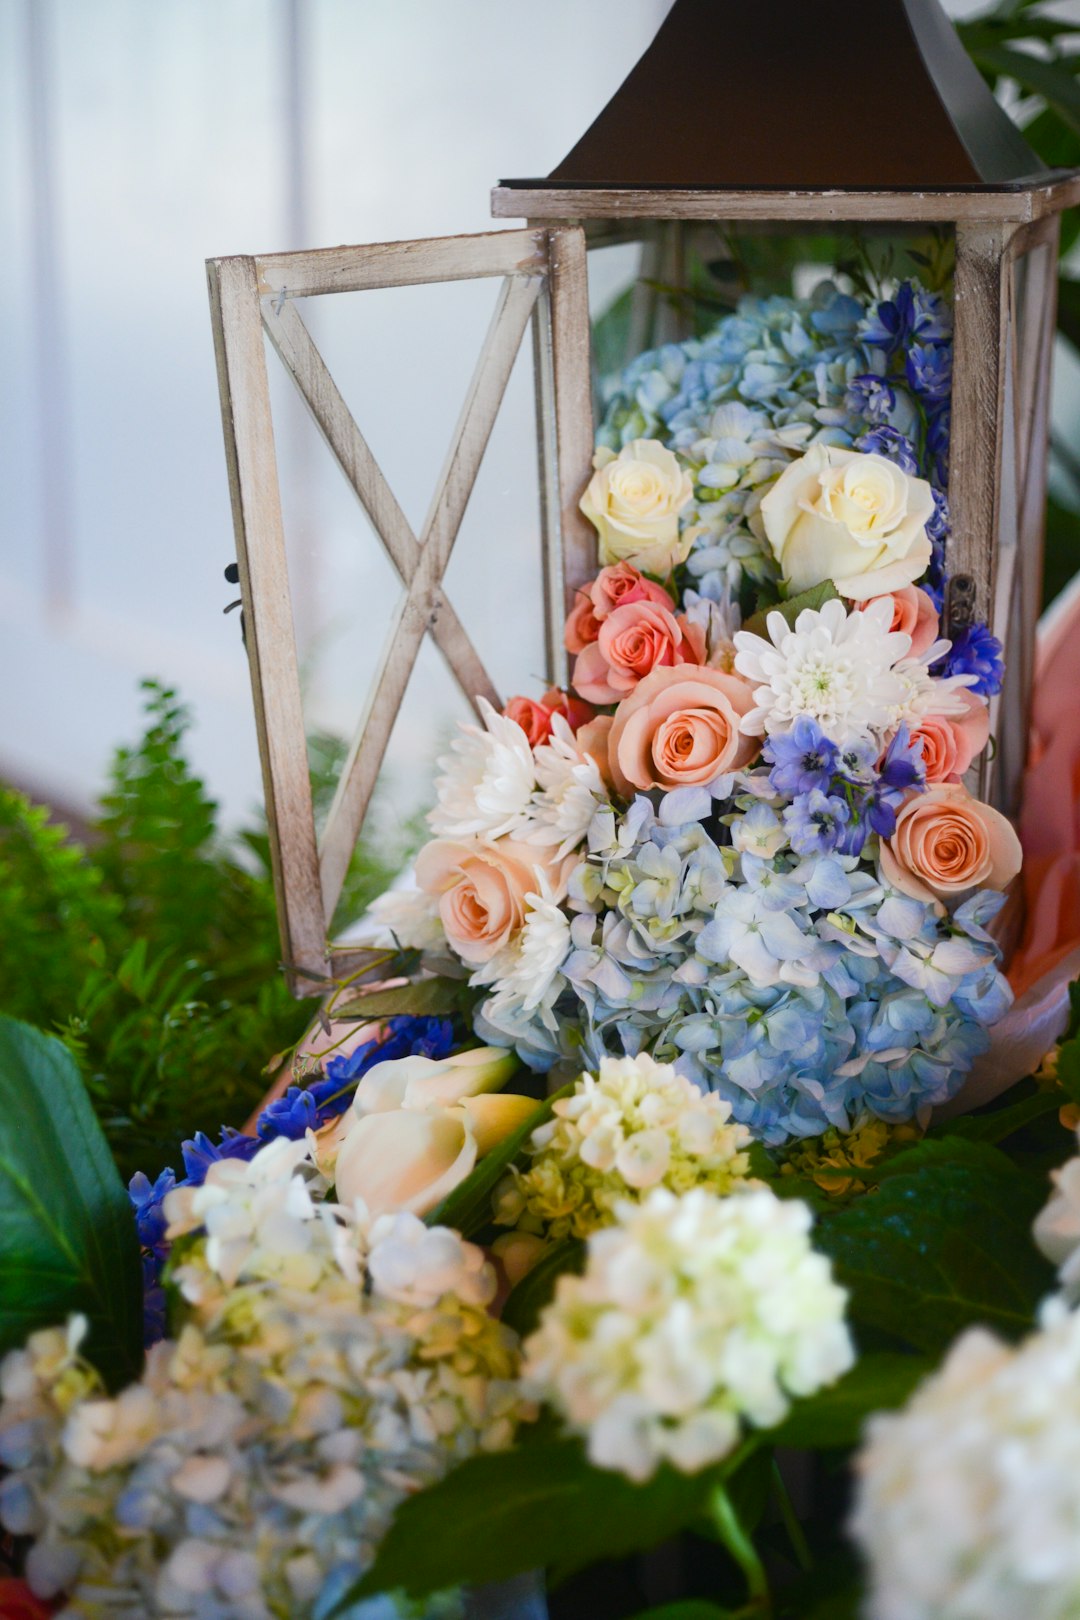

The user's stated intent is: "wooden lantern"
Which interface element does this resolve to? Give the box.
[207,229,596,995]
[493,0,1080,818]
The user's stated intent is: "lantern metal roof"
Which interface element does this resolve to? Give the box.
[494,0,1080,221]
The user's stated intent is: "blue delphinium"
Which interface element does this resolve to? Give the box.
[322,1013,453,1085]
[765,718,839,797]
[784,791,851,856]
[846,373,895,423]
[257,1084,319,1141]
[906,342,952,403]
[854,425,919,475]
[935,622,1005,697]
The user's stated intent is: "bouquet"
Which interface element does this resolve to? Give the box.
[2,277,1063,1620]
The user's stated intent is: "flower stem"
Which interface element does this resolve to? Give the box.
[710,1482,771,1615]
[770,1458,814,1573]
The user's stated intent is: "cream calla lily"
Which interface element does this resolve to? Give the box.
[352,1054,442,1115]
[459,1092,541,1156]
[334,1107,478,1218]
[402,1047,519,1111]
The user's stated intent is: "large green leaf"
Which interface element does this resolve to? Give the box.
[966,43,1080,136]
[0,1016,143,1389]
[814,1139,1053,1355]
[347,1439,726,1606]
[333,977,471,1020]
[764,1353,930,1450]
[501,1239,585,1338]
[742,581,838,641]
[425,1084,572,1238]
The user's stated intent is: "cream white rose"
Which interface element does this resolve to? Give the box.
[580,439,695,576]
[760,444,934,600]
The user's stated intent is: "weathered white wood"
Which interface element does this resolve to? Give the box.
[254,229,548,300]
[546,226,597,613]
[261,297,500,714]
[315,272,543,914]
[493,177,1080,226]
[206,255,327,993]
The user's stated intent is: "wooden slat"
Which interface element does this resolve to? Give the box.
[315,272,542,912]
[253,228,548,299]
[261,297,499,713]
[547,227,597,613]
[206,255,327,992]
[493,177,1080,225]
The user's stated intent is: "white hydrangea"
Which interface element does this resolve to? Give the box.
[851,1302,1080,1620]
[1034,1131,1080,1303]
[528,716,608,859]
[0,1153,530,1616]
[523,1184,854,1482]
[733,596,910,745]
[428,697,537,840]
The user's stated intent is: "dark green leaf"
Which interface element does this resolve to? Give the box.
[815,1138,1054,1354]
[765,1353,930,1450]
[627,1605,736,1620]
[333,978,471,1020]
[348,1440,722,1606]
[968,44,1080,136]
[936,1087,1061,1144]
[426,1085,572,1238]
[501,1240,585,1338]
[742,581,839,640]
[0,1016,143,1390]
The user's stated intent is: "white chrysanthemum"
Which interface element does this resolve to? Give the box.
[523,1184,853,1482]
[852,1303,1080,1620]
[1034,1132,1080,1303]
[0,1177,527,1615]
[472,885,571,1019]
[734,596,910,745]
[528,715,608,859]
[497,1053,755,1243]
[889,639,977,730]
[429,697,537,840]
[365,878,444,950]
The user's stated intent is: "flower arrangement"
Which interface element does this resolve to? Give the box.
[372,278,1019,1146]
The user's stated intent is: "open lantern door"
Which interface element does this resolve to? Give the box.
[207,228,595,995]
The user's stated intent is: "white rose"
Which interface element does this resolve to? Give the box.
[760,444,934,600]
[580,439,695,576]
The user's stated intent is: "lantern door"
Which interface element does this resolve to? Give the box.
[207,228,595,995]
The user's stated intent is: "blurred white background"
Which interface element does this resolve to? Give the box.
[0,0,1069,835]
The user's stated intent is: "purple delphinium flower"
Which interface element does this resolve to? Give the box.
[322,1014,454,1087]
[256,1085,319,1142]
[128,1167,176,1256]
[879,724,926,800]
[854,425,919,475]
[180,1126,261,1186]
[783,790,851,857]
[935,622,1004,697]
[141,1253,168,1348]
[764,717,840,797]
[846,373,896,423]
[926,405,951,484]
[926,488,950,542]
[905,342,952,404]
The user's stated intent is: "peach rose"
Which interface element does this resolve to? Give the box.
[879,782,1022,908]
[608,664,759,796]
[869,585,940,659]
[576,714,615,789]
[909,691,991,784]
[589,561,673,619]
[541,685,595,733]
[564,592,603,654]
[503,696,554,747]
[415,838,558,966]
[572,601,704,706]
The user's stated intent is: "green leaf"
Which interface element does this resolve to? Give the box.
[349,1439,723,1605]
[501,1239,585,1338]
[936,1087,1061,1144]
[0,1016,143,1390]
[815,1138,1054,1354]
[426,1084,573,1238]
[742,580,839,640]
[627,1606,736,1620]
[333,977,471,1020]
[968,43,1080,136]
[764,1353,930,1450]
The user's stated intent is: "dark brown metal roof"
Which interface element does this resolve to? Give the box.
[501,0,1048,193]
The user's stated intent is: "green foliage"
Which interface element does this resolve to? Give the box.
[0,681,399,1182]
[764,1353,931,1451]
[0,1017,143,1389]
[501,1238,585,1338]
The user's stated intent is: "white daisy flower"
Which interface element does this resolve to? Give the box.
[472,884,572,1017]
[528,715,608,859]
[888,637,979,729]
[429,697,537,840]
[733,596,910,746]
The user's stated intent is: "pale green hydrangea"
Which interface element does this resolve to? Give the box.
[523,1184,853,1482]
[494,1052,754,1243]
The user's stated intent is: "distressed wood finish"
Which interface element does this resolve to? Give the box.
[208,228,594,991]
[493,177,1080,226]
[207,256,326,994]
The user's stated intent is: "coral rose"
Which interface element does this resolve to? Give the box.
[572,601,704,706]
[909,691,990,784]
[541,686,595,733]
[589,561,673,619]
[608,664,759,796]
[879,782,1021,908]
[503,696,554,747]
[869,585,940,659]
[415,838,561,966]
[0,1583,56,1620]
[564,592,603,654]
[580,440,695,576]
